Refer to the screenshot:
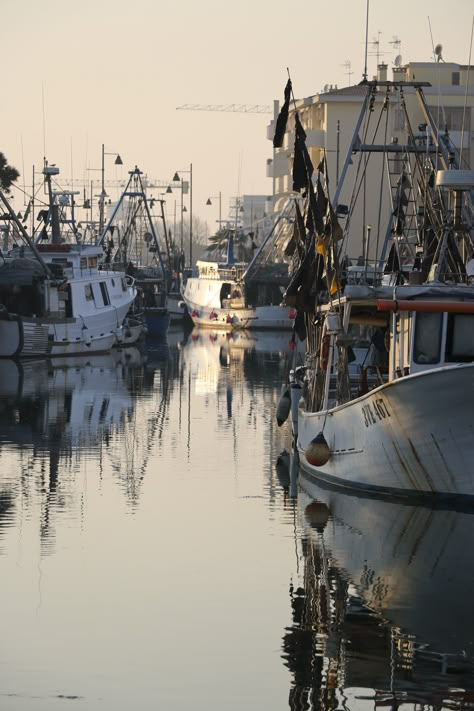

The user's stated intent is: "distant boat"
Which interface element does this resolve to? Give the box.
[99,167,171,338]
[0,166,137,358]
[183,205,296,331]
[284,79,474,501]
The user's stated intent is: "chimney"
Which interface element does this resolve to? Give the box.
[377,63,388,82]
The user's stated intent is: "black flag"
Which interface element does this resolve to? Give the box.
[273,79,292,148]
[292,113,313,192]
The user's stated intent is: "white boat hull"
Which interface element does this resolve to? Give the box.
[297,363,474,500]
[184,300,293,331]
[183,273,293,331]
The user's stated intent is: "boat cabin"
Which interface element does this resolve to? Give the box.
[339,285,474,386]
[388,300,474,378]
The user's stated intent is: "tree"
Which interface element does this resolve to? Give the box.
[205,227,257,262]
[0,153,19,193]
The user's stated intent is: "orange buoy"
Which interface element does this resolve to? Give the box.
[305,432,330,466]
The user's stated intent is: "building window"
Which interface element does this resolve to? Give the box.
[394,108,405,131]
[452,72,460,86]
[428,105,470,133]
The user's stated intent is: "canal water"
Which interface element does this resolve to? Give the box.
[0,326,473,710]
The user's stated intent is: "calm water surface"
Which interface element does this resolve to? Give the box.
[0,326,473,710]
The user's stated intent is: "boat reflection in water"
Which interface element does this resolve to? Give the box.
[0,351,142,451]
[283,453,474,709]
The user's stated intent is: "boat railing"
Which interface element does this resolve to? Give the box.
[346,262,384,286]
[196,263,247,281]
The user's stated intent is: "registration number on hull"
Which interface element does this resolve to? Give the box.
[362,398,391,427]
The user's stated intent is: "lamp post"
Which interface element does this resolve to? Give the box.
[172,163,192,269]
[100,144,122,234]
[206,192,222,229]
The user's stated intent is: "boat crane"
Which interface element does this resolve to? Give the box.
[176,104,272,114]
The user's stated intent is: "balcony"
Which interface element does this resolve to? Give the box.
[267,151,291,178]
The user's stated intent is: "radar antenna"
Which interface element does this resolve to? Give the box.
[434,43,444,62]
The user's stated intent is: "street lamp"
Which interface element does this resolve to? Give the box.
[206,193,222,229]
[172,163,192,269]
[100,144,122,234]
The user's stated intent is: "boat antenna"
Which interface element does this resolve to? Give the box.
[286,67,298,113]
[460,14,474,167]
[42,82,47,160]
[362,0,370,82]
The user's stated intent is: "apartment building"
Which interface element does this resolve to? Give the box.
[267,61,474,259]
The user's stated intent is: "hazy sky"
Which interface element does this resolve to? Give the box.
[2,0,473,232]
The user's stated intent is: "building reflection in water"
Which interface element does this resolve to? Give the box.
[282,450,474,711]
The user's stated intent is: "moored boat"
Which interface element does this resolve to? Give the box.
[0,172,137,358]
[183,206,296,331]
[278,79,474,500]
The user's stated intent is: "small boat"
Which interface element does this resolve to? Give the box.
[0,167,137,358]
[281,79,474,501]
[183,206,296,331]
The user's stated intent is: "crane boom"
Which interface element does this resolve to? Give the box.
[176,103,272,114]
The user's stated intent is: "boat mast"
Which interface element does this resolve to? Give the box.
[238,197,292,283]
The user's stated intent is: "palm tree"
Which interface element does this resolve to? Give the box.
[205,227,257,262]
[0,153,19,193]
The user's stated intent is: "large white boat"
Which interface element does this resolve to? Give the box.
[0,169,137,358]
[282,80,474,502]
[183,207,296,331]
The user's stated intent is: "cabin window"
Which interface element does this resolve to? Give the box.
[80,257,87,269]
[52,258,73,269]
[85,284,94,301]
[452,71,460,86]
[88,257,98,268]
[100,282,110,306]
[413,312,442,364]
[121,276,127,291]
[445,313,474,362]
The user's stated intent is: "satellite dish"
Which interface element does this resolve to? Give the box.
[434,43,443,62]
[394,55,402,67]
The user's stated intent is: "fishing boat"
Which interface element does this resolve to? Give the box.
[100,167,170,338]
[182,207,296,331]
[0,166,137,357]
[281,79,474,501]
